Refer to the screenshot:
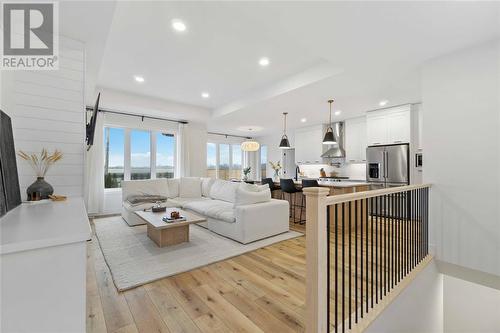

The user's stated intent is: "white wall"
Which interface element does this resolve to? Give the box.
[257,132,295,178]
[422,40,500,276]
[1,37,85,200]
[443,275,500,333]
[365,261,444,333]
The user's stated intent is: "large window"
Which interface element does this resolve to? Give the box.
[206,142,244,180]
[260,145,267,178]
[104,127,125,188]
[156,133,175,178]
[130,130,151,180]
[104,127,176,189]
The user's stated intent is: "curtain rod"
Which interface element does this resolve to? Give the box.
[208,132,251,140]
[85,106,188,124]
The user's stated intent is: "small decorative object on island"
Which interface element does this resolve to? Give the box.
[242,166,251,181]
[17,149,63,201]
[269,160,282,182]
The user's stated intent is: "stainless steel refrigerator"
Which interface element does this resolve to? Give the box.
[366,143,410,217]
[366,143,409,188]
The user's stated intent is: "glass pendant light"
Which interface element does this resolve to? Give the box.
[323,99,337,144]
[241,129,260,151]
[279,112,291,149]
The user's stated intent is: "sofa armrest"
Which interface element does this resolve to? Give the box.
[234,199,290,243]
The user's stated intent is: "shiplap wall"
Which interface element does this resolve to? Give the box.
[1,36,85,200]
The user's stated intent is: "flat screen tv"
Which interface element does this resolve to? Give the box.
[0,110,22,217]
[86,92,100,150]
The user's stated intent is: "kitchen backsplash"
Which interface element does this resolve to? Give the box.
[298,163,366,181]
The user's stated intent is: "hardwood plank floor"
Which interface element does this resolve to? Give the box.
[87,217,425,333]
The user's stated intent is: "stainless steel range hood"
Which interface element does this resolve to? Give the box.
[320,122,345,158]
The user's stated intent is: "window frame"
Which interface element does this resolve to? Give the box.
[104,126,177,191]
[206,141,244,180]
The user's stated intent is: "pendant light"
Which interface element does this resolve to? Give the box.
[241,128,260,152]
[323,99,337,144]
[279,112,291,149]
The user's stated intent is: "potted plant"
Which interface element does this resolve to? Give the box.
[242,166,251,181]
[18,149,63,200]
[269,161,282,182]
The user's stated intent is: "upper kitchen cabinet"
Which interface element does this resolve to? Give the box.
[366,104,411,146]
[345,116,367,162]
[294,124,323,164]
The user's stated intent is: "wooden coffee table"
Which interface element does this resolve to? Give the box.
[135,208,206,247]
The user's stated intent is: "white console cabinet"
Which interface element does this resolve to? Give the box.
[0,198,91,333]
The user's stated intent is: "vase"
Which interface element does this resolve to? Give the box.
[273,170,280,182]
[27,177,54,200]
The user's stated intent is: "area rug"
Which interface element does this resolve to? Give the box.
[94,216,303,291]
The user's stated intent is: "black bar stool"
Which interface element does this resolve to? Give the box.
[301,179,319,188]
[280,178,305,224]
[261,178,279,198]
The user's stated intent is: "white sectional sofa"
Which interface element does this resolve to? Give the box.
[121,177,289,244]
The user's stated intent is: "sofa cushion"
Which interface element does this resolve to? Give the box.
[234,183,271,207]
[184,199,236,223]
[180,177,202,198]
[167,178,180,198]
[168,196,210,208]
[201,177,215,197]
[209,179,240,203]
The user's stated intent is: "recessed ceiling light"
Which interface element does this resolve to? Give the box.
[379,100,388,107]
[171,19,187,32]
[134,75,145,83]
[300,118,307,123]
[201,92,210,98]
[259,57,270,67]
[334,110,341,116]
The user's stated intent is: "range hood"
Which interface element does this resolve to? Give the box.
[320,122,345,158]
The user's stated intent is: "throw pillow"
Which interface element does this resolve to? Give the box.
[201,177,215,197]
[180,177,202,198]
[234,184,271,206]
[167,178,180,198]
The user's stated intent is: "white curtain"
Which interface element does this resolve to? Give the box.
[84,112,105,214]
[176,123,190,177]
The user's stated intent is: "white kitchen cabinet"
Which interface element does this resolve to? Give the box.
[294,125,323,164]
[345,116,367,162]
[366,105,411,146]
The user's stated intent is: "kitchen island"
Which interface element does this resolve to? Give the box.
[274,179,370,195]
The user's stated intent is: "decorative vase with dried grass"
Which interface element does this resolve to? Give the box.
[18,149,63,200]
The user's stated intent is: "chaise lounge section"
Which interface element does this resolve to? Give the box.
[121,177,290,244]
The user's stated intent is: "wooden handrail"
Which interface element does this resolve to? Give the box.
[323,183,432,205]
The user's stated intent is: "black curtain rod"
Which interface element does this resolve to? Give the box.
[208,132,251,140]
[85,106,188,124]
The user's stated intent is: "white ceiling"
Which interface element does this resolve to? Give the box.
[60,1,500,136]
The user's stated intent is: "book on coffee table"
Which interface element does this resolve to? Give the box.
[162,216,186,223]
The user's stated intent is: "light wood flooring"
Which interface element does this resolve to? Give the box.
[87,217,425,333]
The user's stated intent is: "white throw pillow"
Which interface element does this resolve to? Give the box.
[201,177,215,197]
[167,178,180,198]
[234,184,271,207]
[180,177,202,198]
[209,179,240,203]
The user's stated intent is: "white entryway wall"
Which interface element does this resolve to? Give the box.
[422,39,500,277]
[1,37,85,200]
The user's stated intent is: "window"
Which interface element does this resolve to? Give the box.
[207,143,217,178]
[218,143,230,180]
[156,133,175,178]
[130,130,151,180]
[104,127,125,188]
[206,142,244,180]
[260,145,267,178]
[103,126,176,189]
[230,144,242,179]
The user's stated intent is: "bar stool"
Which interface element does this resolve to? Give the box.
[301,179,319,188]
[280,178,305,224]
[261,178,279,198]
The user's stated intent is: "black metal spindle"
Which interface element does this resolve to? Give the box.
[375,196,378,304]
[366,198,370,312]
[355,200,358,323]
[348,201,352,330]
[385,194,388,296]
[342,202,345,333]
[335,205,338,333]
[371,197,374,308]
[361,199,364,318]
[391,193,394,289]
[327,206,331,332]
